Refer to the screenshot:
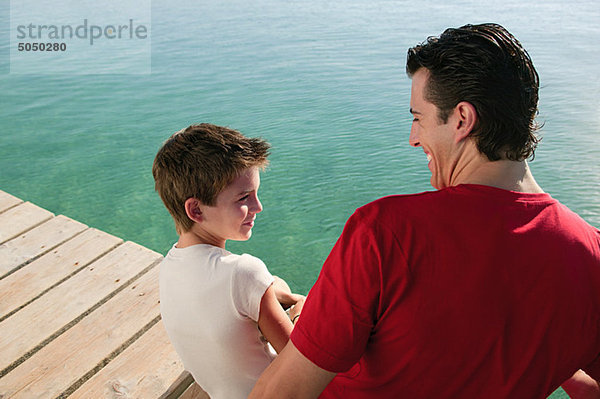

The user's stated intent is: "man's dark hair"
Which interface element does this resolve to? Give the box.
[406,23,541,161]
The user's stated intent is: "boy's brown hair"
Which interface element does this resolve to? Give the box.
[152,123,270,233]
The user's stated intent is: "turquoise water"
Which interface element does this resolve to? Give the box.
[1,1,598,396]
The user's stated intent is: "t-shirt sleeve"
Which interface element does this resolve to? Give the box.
[231,254,274,322]
[291,206,399,373]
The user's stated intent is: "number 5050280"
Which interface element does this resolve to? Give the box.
[18,42,67,51]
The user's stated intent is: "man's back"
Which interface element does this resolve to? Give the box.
[291,184,600,398]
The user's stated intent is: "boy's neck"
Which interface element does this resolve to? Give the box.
[176,229,226,249]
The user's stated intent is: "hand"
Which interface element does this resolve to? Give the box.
[288,296,305,324]
[272,276,305,309]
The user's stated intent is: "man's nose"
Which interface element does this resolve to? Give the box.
[409,126,420,147]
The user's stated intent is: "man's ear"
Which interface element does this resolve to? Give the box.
[184,198,204,224]
[453,101,477,143]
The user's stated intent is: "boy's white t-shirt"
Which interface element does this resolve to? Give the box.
[159,243,275,399]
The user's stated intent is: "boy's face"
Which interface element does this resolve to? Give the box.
[198,166,263,247]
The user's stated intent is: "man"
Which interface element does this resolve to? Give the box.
[250,23,600,398]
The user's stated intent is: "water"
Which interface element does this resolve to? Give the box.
[1,1,598,396]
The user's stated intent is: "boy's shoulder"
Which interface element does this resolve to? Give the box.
[231,252,270,278]
[164,244,268,274]
[164,243,225,262]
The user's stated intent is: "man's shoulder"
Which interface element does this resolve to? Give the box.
[357,187,456,215]
[343,189,449,233]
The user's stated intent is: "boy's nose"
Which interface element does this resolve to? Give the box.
[252,196,263,213]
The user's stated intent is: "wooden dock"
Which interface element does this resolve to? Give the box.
[0,190,208,398]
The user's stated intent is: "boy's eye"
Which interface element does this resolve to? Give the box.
[239,195,249,201]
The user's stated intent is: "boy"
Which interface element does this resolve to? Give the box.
[152,123,304,399]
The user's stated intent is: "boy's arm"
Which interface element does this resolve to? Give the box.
[272,275,305,309]
[258,284,304,353]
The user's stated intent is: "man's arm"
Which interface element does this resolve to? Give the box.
[561,369,600,399]
[249,340,336,399]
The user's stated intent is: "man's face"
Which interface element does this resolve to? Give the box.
[409,68,457,190]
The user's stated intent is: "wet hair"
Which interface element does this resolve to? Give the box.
[406,23,541,161]
[152,123,270,233]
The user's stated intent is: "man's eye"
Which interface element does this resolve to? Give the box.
[412,118,419,122]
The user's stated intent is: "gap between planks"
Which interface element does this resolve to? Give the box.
[0,247,162,378]
[0,263,164,398]
[0,229,124,323]
[0,190,194,398]
[0,215,89,280]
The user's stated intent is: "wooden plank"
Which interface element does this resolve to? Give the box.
[180,382,211,399]
[0,201,53,244]
[0,215,87,279]
[0,228,123,321]
[70,320,186,398]
[0,241,162,374]
[161,372,210,399]
[0,264,162,399]
[0,191,23,213]
[160,371,195,399]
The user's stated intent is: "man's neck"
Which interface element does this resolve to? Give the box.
[463,159,544,193]
[449,144,544,193]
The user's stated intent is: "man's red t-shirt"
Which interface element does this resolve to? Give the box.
[291,184,600,398]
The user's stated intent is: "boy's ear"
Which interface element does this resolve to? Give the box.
[184,198,204,223]
[453,101,477,143]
